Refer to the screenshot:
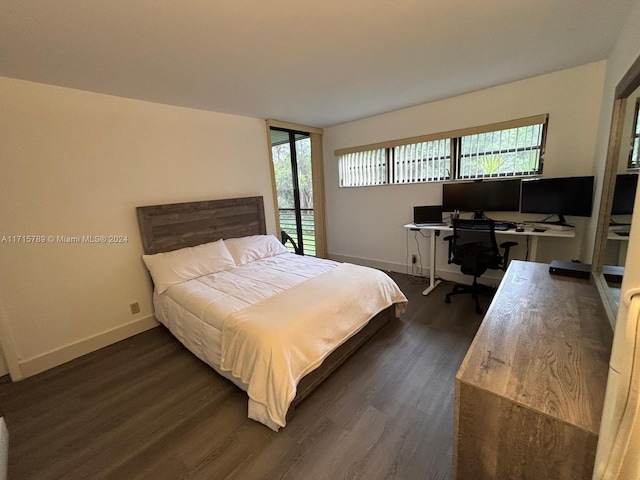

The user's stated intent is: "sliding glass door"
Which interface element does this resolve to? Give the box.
[269,127,316,255]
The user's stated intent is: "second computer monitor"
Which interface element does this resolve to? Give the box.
[520,175,594,224]
[611,173,638,215]
[442,179,521,218]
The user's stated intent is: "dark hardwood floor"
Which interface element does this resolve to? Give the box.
[0,273,484,480]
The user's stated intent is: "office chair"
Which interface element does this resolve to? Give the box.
[444,219,517,314]
[281,230,302,255]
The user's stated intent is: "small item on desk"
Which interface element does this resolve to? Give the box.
[549,260,591,279]
[603,265,624,283]
[515,227,525,232]
[526,222,574,231]
[532,228,546,232]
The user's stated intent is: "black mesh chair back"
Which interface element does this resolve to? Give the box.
[449,219,501,276]
[444,218,517,314]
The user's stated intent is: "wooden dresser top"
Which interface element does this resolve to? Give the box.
[456,260,613,435]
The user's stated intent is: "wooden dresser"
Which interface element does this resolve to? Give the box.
[454,261,613,479]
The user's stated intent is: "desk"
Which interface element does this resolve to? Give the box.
[404,223,575,295]
[607,229,630,266]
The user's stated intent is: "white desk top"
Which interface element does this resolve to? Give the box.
[404,223,576,239]
[608,231,630,241]
[608,225,630,241]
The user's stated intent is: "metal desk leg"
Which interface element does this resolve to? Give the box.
[422,229,442,296]
[529,236,539,261]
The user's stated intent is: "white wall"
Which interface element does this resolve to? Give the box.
[323,61,606,280]
[0,77,275,379]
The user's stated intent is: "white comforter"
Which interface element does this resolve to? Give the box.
[154,253,407,430]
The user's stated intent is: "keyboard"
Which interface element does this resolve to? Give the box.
[464,222,516,231]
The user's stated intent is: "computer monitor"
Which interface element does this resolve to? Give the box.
[611,173,638,216]
[520,176,594,225]
[442,179,521,219]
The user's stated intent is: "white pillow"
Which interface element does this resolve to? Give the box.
[223,234,289,266]
[142,239,236,293]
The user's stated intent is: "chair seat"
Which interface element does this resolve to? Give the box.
[454,242,501,276]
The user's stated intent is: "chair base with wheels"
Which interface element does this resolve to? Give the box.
[443,219,517,315]
[444,278,496,315]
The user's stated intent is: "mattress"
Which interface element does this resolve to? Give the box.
[153,252,407,430]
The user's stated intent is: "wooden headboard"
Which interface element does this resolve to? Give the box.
[136,196,266,255]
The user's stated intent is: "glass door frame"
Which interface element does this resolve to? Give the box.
[266,119,327,258]
[269,126,308,253]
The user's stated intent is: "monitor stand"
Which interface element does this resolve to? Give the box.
[538,214,573,227]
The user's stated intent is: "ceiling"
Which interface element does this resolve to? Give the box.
[0,0,634,128]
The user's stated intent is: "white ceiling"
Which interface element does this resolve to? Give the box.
[0,0,634,127]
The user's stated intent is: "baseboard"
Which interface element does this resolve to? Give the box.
[328,253,506,286]
[18,315,159,379]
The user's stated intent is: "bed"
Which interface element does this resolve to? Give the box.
[137,196,407,430]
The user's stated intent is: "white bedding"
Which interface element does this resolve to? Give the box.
[153,253,407,430]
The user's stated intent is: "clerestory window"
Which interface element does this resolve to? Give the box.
[337,114,547,187]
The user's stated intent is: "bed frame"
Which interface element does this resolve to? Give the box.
[136,196,395,421]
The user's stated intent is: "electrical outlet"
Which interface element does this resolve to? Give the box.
[129,302,140,315]
[412,254,417,264]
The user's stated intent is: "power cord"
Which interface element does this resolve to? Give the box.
[405,228,429,284]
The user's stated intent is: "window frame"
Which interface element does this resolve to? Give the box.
[628,98,640,170]
[336,114,548,187]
